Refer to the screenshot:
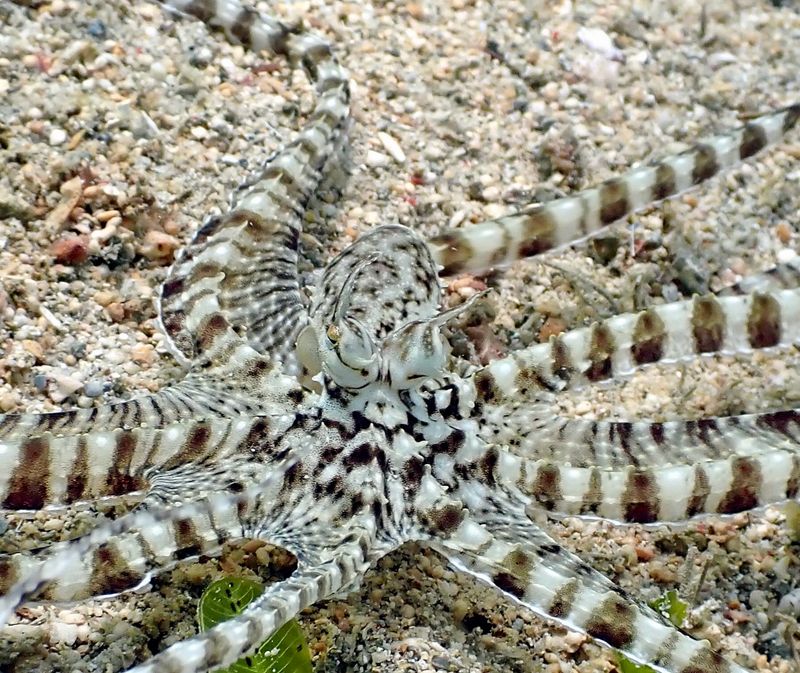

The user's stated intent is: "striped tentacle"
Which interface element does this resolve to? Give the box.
[471,287,800,400]
[125,530,374,673]
[430,509,751,673]
[158,216,311,372]
[0,411,288,510]
[428,103,800,276]
[467,288,800,524]
[480,409,800,523]
[0,359,296,444]
[0,493,251,606]
[0,346,302,510]
[0,463,299,625]
[156,0,351,370]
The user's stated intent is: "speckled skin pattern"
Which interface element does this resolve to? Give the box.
[1,2,799,673]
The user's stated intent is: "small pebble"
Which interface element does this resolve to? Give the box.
[51,235,90,265]
[105,349,127,365]
[49,622,79,646]
[106,302,126,322]
[577,26,625,62]
[33,374,49,391]
[538,316,566,342]
[95,209,121,223]
[0,392,19,412]
[406,2,426,20]
[49,371,84,401]
[777,588,800,616]
[131,343,156,364]
[452,598,470,623]
[377,131,406,163]
[371,651,390,665]
[83,380,106,398]
[48,127,68,145]
[94,290,117,307]
[365,149,389,167]
[431,655,451,670]
[86,19,107,39]
[649,562,677,583]
[21,339,44,361]
[707,51,737,69]
[76,624,92,643]
[775,221,792,244]
[138,230,181,262]
[43,518,65,532]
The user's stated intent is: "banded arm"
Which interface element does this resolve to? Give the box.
[0,355,301,510]
[0,462,303,624]
[428,506,751,673]
[0,353,299,442]
[428,104,799,275]
[0,493,250,623]
[0,412,296,511]
[472,287,800,399]
[479,408,800,523]
[0,491,251,604]
[156,0,351,370]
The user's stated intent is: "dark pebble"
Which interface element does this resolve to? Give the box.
[86,19,107,39]
[431,655,452,670]
[70,341,87,359]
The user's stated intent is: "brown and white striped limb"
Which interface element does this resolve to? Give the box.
[0,494,250,605]
[473,287,800,400]
[487,408,800,522]
[0,459,306,625]
[431,508,750,673]
[0,493,255,624]
[157,0,351,371]
[0,382,297,510]
[428,104,799,276]
[0,363,293,443]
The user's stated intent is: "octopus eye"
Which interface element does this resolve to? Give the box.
[326,324,341,343]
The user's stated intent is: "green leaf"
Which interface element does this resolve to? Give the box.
[616,653,657,673]
[197,577,312,673]
[649,589,688,627]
